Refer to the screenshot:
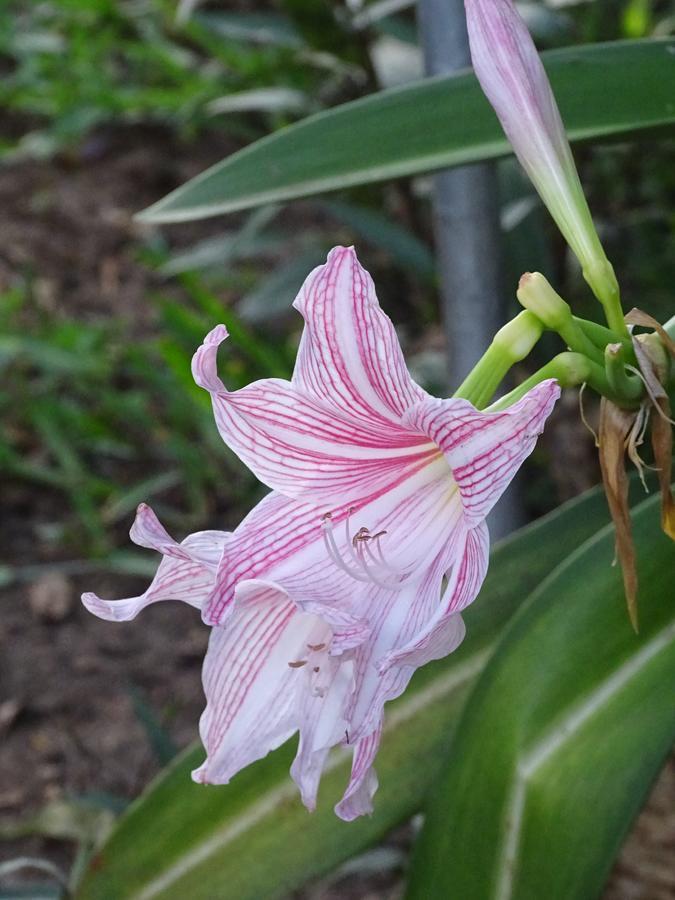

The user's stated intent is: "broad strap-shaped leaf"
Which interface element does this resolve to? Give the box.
[137,39,675,222]
[408,492,675,900]
[75,483,616,900]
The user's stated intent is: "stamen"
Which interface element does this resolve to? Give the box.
[322,514,375,582]
[367,533,402,576]
[321,508,414,589]
[288,660,307,668]
[354,536,405,589]
[307,643,326,652]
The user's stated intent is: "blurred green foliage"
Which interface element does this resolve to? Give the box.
[0,270,294,556]
[0,0,339,157]
[1,0,673,560]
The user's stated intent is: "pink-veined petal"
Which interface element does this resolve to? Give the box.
[335,721,382,821]
[378,522,489,672]
[292,246,427,422]
[204,454,459,627]
[404,380,559,526]
[232,576,371,651]
[193,584,305,785]
[290,658,355,811]
[195,579,358,792]
[192,324,435,504]
[340,527,464,743]
[81,504,228,622]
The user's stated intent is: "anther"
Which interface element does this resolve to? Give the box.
[307,643,326,652]
[352,526,370,548]
[288,660,307,668]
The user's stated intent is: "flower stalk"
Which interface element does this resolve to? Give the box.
[516,272,605,364]
[453,310,542,408]
[604,343,645,403]
[487,350,635,412]
[574,317,632,355]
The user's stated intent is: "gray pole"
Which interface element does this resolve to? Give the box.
[417,0,521,537]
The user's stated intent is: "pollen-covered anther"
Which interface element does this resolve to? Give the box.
[288,659,307,668]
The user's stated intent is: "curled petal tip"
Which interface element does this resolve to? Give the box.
[129,502,182,556]
[192,324,229,393]
[206,323,229,344]
[81,591,127,622]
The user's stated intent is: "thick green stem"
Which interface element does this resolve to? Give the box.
[604,343,644,402]
[573,316,631,353]
[453,311,543,409]
[583,257,628,338]
[487,351,640,411]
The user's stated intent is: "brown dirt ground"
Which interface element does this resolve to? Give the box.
[0,128,672,898]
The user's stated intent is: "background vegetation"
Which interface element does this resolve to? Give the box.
[1,1,673,897]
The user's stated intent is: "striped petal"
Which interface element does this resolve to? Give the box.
[192,324,435,506]
[292,246,427,422]
[339,533,461,742]
[335,721,382,821]
[378,522,488,672]
[190,248,436,508]
[290,658,355,810]
[193,586,300,785]
[203,455,459,628]
[194,580,358,800]
[404,380,559,526]
[81,504,228,622]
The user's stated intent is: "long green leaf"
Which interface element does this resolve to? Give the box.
[137,39,675,222]
[408,492,675,900]
[75,484,617,900]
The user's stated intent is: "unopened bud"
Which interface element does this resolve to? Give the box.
[517,273,572,331]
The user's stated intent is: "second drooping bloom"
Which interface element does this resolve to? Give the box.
[83,247,559,819]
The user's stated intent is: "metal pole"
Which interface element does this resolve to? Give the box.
[417,0,522,537]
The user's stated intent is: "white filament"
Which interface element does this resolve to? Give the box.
[321,510,411,590]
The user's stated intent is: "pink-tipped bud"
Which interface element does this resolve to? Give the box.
[464,0,619,313]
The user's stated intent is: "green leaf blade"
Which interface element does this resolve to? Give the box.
[407,493,675,900]
[137,39,675,223]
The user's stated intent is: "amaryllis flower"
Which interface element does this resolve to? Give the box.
[464,0,619,315]
[83,247,559,819]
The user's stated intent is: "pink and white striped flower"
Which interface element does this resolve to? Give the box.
[464,0,618,308]
[83,247,559,819]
